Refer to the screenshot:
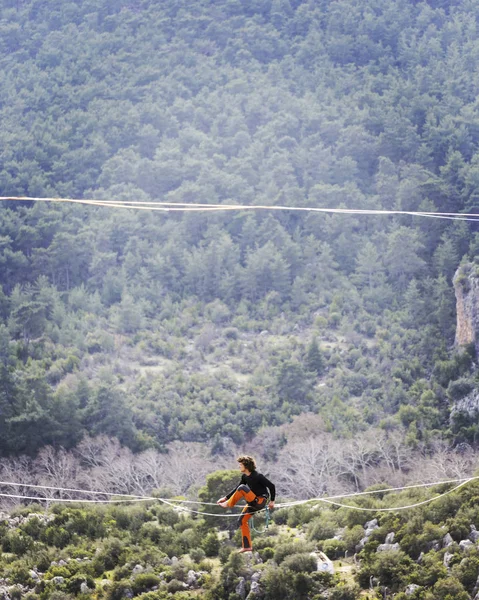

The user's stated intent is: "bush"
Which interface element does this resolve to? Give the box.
[342,525,365,553]
[167,579,188,593]
[258,546,275,561]
[224,327,239,340]
[282,552,317,573]
[320,538,347,559]
[189,547,206,563]
[131,572,161,594]
[329,582,362,600]
[274,540,315,564]
[308,513,339,541]
[66,574,95,594]
[3,532,34,555]
[202,531,220,557]
[105,581,133,600]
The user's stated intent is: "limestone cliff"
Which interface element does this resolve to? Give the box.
[453,262,479,354]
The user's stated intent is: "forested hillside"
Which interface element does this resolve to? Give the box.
[1,0,479,497]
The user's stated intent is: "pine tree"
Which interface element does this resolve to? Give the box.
[305,338,324,376]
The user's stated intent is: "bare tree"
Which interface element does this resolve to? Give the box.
[36,446,80,499]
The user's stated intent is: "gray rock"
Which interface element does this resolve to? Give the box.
[58,559,68,566]
[235,576,247,599]
[405,584,421,596]
[442,533,454,548]
[470,526,479,543]
[186,570,198,587]
[453,264,479,355]
[364,519,379,537]
[426,539,441,551]
[377,543,400,552]
[29,570,39,580]
[385,532,395,544]
[53,576,65,584]
[459,539,474,551]
[161,557,172,565]
[416,552,424,564]
[444,551,454,568]
[80,582,91,594]
[132,564,144,575]
[251,572,261,583]
[365,518,378,530]
[246,580,262,599]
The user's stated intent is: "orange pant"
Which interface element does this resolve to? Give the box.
[227,485,267,549]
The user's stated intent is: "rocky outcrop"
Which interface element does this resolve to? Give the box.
[453,263,479,354]
[450,389,479,421]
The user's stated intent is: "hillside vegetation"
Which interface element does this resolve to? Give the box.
[2,478,479,599]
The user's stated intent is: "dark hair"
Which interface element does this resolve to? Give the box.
[237,455,256,472]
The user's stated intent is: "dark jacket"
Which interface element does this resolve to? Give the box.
[226,470,276,501]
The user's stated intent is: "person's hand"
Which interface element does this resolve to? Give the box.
[268,501,275,510]
[217,497,227,504]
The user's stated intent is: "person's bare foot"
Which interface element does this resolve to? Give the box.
[238,548,253,553]
[217,501,229,508]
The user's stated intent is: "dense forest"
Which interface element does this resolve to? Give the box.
[1,0,479,467]
[3,0,479,598]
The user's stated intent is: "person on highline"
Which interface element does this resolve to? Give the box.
[217,455,275,553]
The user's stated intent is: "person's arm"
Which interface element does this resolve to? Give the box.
[259,473,276,508]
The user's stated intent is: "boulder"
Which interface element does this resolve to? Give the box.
[442,533,454,548]
[246,580,262,599]
[470,526,479,543]
[80,582,91,594]
[385,532,395,544]
[443,552,454,568]
[405,584,421,596]
[186,570,198,588]
[377,543,400,552]
[459,539,474,552]
[235,577,247,599]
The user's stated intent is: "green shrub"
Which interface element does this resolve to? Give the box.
[20,517,45,540]
[42,526,71,548]
[131,572,161,594]
[281,552,317,573]
[308,513,339,541]
[66,573,95,594]
[92,538,126,575]
[202,531,220,557]
[5,562,34,586]
[320,538,347,559]
[342,525,365,553]
[167,579,188,593]
[3,531,34,555]
[430,576,470,600]
[329,582,362,600]
[189,547,206,563]
[258,546,275,561]
[274,540,315,564]
[104,581,133,600]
